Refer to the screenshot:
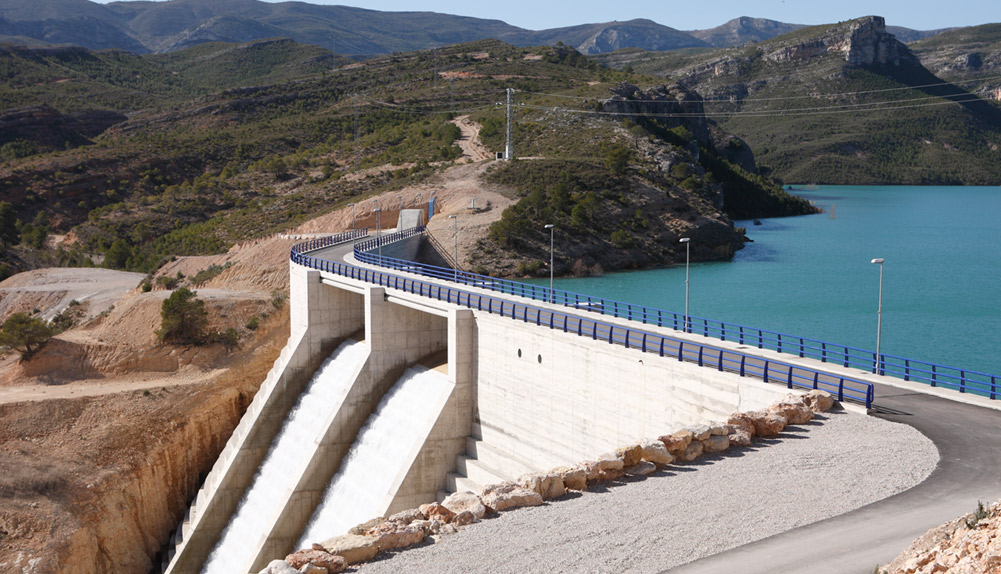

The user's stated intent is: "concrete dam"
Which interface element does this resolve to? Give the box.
[164,225,880,574]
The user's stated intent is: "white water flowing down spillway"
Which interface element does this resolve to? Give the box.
[201,340,368,574]
[297,365,451,546]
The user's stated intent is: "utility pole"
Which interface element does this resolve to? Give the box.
[505,87,513,160]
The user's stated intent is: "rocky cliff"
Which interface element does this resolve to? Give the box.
[601,82,713,144]
[764,16,919,67]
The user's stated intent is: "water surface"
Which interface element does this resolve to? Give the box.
[547,186,1001,375]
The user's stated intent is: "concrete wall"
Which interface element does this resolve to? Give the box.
[166,267,365,574]
[369,233,421,262]
[470,311,793,470]
[248,286,452,572]
[383,309,475,514]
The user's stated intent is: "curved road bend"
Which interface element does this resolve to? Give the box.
[309,239,1001,573]
[668,381,1001,574]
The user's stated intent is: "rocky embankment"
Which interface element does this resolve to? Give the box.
[882,500,1001,574]
[258,391,836,574]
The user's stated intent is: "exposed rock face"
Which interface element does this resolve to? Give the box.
[765,17,918,67]
[882,499,1001,574]
[601,82,712,144]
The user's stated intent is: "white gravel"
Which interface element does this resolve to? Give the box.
[354,411,938,574]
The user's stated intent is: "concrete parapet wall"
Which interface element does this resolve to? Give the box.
[369,233,421,263]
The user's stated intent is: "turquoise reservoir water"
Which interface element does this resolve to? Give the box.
[546,186,1001,376]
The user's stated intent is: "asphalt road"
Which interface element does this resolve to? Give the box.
[667,381,1001,573]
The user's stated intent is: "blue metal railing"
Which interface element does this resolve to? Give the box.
[343,227,999,402]
[289,229,876,407]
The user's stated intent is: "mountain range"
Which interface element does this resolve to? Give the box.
[0,0,947,55]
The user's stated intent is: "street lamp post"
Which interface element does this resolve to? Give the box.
[871,257,885,375]
[545,224,555,303]
[680,237,691,333]
[375,208,382,263]
[449,215,458,281]
[397,195,403,214]
[416,193,423,226]
[347,202,356,231]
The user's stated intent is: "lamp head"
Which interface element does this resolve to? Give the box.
[871,258,884,264]
[545,224,554,229]
[679,237,690,244]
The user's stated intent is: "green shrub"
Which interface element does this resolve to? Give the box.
[157,287,208,345]
[0,313,54,358]
[245,316,260,331]
[610,229,633,248]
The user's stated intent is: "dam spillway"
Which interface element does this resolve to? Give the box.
[202,340,368,574]
[298,365,452,544]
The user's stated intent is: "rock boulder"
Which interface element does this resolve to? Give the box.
[441,491,486,519]
[479,481,544,511]
[317,534,379,565]
[285,550,346,574]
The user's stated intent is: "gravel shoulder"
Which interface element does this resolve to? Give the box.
[355,411,938,574]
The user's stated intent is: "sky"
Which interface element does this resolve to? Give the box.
[91,0,1001,32]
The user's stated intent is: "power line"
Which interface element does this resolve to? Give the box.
[519,93,990,119]
[517,73,1001,105]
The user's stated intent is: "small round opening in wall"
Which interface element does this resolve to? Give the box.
[537,354,542,364]
[517,349,522,358]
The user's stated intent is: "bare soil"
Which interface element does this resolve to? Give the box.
[0,117,511,573]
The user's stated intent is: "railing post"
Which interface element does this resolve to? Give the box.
[904,359,910,381]
[659,338,665,357]
[739,326,744,345]
[992,376,997,400]
[813,371,819,390]
[838,378,845,402]
[931,365,937,387]
[739,355,746,377]
[960,370,966,393]
[763,361,769,383]
[821,342,827,363]
[799,338,805,358]
[787,365,794,389]
[698,346,704,367]
[677,342,684,362]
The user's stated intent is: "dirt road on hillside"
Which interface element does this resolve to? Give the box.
[452,115,493,161]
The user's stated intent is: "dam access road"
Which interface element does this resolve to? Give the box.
[317,233,1001,573]
[669,380,1001,573]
